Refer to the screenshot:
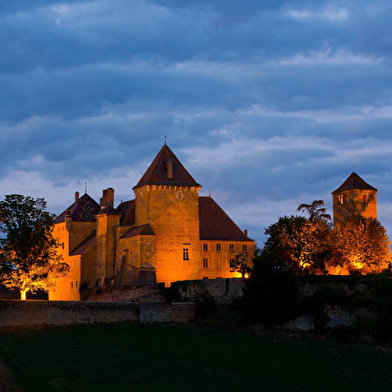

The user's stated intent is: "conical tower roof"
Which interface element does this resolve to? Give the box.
[332,172,377,194]
[134,144,201,188]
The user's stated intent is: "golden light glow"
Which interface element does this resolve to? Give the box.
[351,257,364,270]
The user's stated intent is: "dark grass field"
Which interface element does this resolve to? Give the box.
[0,323,392,392]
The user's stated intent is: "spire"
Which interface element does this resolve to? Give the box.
[134,144,201,189]
[332,172,377,194]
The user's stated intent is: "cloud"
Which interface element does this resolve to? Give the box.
[287,8,348,22]
[2,0,392,245]
[270,48,384,67]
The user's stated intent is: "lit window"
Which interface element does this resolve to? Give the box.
[183,248,189,261]
[203,258,208,268]
[229,259,236,268]
[203,243,208,251]
[216,243,221,251]
[243,244,247,252]
[71,281,73,289]
[229,244,234,252]
[338,195,344,204]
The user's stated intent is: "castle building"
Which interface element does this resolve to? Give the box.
[50,145,254,300]
[332,172,377,225]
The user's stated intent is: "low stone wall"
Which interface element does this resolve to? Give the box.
[86,283,165,303]
[0,300,194,328]
[176,278,245,303]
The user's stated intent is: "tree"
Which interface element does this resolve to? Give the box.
[297,200,331,222]
[329,215,391,274]
[263,215,331,274]
[230,252,251,278]
[0,194,69,299]
[239,251,298,326]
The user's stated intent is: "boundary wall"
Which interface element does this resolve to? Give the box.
[0,301,195,328]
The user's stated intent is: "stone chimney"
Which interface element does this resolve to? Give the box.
[244,229,248,237]
[65,208,72,231]
[75,191,79,202]
[100,188,114,209]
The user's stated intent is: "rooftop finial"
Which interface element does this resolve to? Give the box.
[164,135,167,145]
[84,181,88,194]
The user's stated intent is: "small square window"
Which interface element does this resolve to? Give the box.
[216,243,221,251]
[243,244,247,252]
[183,248,189,261]
[203,258,208,268]
[338,195,344,204]
[229,244,234,252]
[203,243,208,251]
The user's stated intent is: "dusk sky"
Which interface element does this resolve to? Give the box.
[2,0,392,246]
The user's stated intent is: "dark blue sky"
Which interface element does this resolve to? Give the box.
[2,0,392,246]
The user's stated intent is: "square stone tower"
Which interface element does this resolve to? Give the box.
[332,172,377,225]
[133,144,202,283]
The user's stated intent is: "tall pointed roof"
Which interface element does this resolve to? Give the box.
[134,144,201,189]
[332,172,377,194]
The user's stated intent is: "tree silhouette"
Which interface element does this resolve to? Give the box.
[297,200,331,222]
[0,194,69,299]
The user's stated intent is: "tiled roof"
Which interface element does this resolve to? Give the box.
[134,144,201,188]
[116,200,136,226]
[54,194,100,224]
[96,206,122,216]
[332,172,377,194]
[121,224,155,239]
[199,196,252,241]
[70,231,96,256]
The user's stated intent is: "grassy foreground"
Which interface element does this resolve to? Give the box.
[0,323,391,392]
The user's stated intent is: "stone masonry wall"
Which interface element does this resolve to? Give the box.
[177,278,245,303]
[0,301,194,328]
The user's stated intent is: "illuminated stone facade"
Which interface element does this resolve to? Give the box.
[329,172,379,276]
[50,145,254,300]
[332,172,377,225]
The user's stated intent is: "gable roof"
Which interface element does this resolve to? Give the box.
[54,193,100,224]
[116,200,136,226]
[134,144,201,189]
[199,196,252,241]
[121,224,155,239]
[332,172,377,194]
[70,231,96,256]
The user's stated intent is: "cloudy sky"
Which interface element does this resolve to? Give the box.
[2,0,392,246]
